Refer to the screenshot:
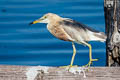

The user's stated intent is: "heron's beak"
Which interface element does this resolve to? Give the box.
[29,16,46,25]
[29,20,40,25]
[29,16,45,25]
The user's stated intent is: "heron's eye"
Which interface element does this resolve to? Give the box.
[44,16,47,18]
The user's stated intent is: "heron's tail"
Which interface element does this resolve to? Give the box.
[93,32,107,42]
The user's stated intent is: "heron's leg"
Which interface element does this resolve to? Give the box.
[70,42,76,66]
[83,42,98,67]
[60,42,78,69]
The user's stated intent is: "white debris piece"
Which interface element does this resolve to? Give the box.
[26,66,49,80]
[65,67,87,78]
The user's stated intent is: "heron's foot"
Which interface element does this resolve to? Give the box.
[59,65,78,70]
[83,59,98,68]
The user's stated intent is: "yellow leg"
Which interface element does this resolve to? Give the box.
[83,43,98,67]
[60,42,78,68]
[70,42,76,66]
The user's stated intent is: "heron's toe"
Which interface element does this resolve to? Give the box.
[91,59,98,61]
[83,58,98,67]
[59,65,78,69]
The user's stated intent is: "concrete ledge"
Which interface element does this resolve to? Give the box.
[0,65,120,80]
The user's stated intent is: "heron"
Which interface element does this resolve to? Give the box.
[30,13,106,68]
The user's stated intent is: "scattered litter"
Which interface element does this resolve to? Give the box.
[26,66,87,80]
[65,67,87,78]
[26,66,49,80]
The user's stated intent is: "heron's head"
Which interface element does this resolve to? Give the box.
[29,13,61,25]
